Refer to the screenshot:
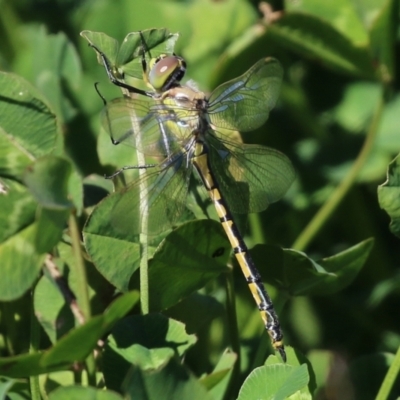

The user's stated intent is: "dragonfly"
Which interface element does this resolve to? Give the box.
[91,38,295,361]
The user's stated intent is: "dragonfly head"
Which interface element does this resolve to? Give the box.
[148,55,187,93]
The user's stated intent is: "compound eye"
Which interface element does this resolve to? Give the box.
[149,56,186,91]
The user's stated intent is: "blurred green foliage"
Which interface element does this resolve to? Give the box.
[0,0,400,399]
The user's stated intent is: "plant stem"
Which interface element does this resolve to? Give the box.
[139,234,149,314]
[292,93,384,252]
[29,290,41,400]
[222,266,241,400]
[375,347,400,400]
[69,213,96,386]
[123,88,150,315]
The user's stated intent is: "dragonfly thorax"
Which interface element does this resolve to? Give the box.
[148,55,186,93]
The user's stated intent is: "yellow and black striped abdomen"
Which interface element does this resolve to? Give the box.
[192,144,286,362]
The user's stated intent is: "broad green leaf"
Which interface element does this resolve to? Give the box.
[333,82,381,133]
[80,31,120,67]
[81,28,179,82]
[103,314,197,391]
[34,268,75,344]
[13,26,82,124]
[84,201,229,295]
[48,385,123,400]
[184,0,257,65]
[42,291,138,367]
[0,72,57,178]
[96,123,145,171]
[368,0,397,83]
[23,155,83,216]
[237,363,310,400]
[119,30,179,79]
[268,13,375,79]
[0,179,36,243]
[23,156,75,210]
[122,357,213,400]
[56,241,115,316]
[41,316,105,367]
[128,221,226,311]
[378,154,400,238]
[143,220,229,311]
[285,0,368,46]
[0,224,45,301]
[165,293,224,334]
[202,349,237,400]
[83,189,158,292]
[265,347,318,394]
[253,238,374,296]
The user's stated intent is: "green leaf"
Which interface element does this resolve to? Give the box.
[80,30,120,67]
[0,224,45,301]
[103,314,197,392]
[0,292,138,377]
[378,154,400,238]
[0,376,16,398]
[184,0,257,65]
[34,269,75,344]
[83,189,158,292]
[368,0,398,82]
[0,72,57,178]
[42,291,138,368]
[253,239,374,296]
[202,349,237,399]
[0,352,59,379]
[13,26,82,123]
[23,156,76,210]
[285,0,368,45]
[48,385,123,400]
[237,363,310,400]
[80,28,179,81]
[0,179,36,243]
[122,357,213,400]
[84,199,229,295]
[165,293,224,334]
[144,220,230,311]
[268,13,375,79]
[119,30,179,79]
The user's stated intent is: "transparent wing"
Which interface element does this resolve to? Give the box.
[208,133,295,214]
[101,96,193,158]
[207,58,283,132]
[110,152,192,236]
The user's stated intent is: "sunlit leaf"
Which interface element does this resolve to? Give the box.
[378,154,400,238]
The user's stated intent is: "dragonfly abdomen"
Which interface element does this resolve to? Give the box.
[192,143,286,362]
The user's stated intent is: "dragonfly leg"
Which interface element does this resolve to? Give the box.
[94,82,107,106]
[88,42,152,97]
[105,164,157,179]
[139,31,151,88]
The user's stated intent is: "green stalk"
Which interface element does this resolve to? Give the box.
[375,346,400,400]
[29,290,41,400]
[292,93,385,252]
[134,105,150,315]
[222,266,241,400]
[69,213,96,386]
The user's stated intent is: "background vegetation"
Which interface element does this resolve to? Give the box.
[0,0,399,399]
